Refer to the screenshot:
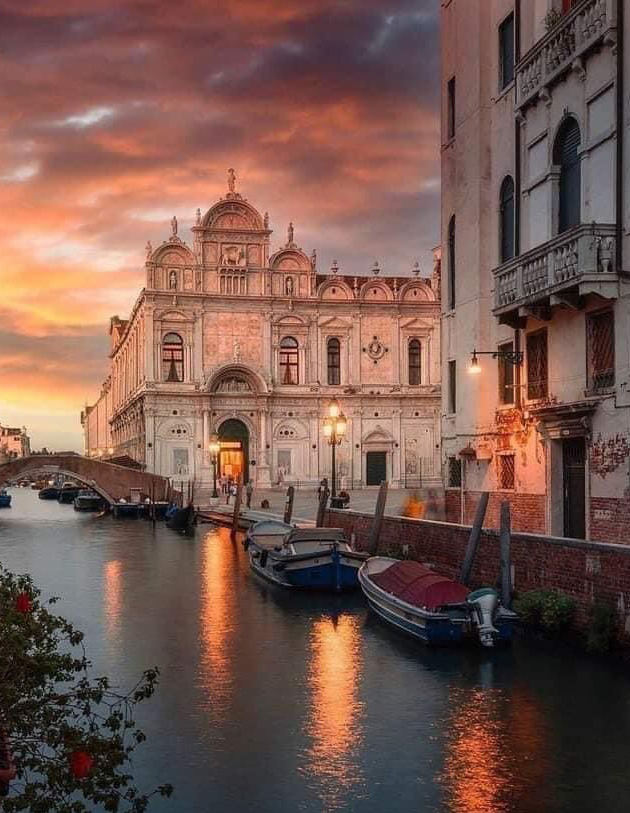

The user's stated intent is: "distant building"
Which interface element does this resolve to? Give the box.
[441,0,629,542]
[83,173,442,490]
[0,425,31,459]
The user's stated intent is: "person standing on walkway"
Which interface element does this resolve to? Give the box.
[245,480,253,509]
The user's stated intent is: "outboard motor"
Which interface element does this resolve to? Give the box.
[467,587,499,647]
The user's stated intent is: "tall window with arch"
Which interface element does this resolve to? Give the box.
[448,215,456,310]
[554,117,581,233]
[279,337,299,385]
[162,333,184,382]
[408,339,421,386]
[500,176,515,262]
[327,337,341,385]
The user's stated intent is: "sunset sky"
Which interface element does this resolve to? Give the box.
[0,0,440,451]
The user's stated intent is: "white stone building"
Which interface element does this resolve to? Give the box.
[83,175,442,492]
[441,0,630,542]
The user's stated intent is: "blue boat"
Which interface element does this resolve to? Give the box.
[73,490,105,512]
[359,557,518,648]
[0,489,11,508]
[245,521,367,592]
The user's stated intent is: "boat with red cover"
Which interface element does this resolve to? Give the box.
[359,557,518,647]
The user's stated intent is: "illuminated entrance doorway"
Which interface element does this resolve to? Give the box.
[218,419,249,484]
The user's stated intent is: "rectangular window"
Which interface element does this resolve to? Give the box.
[526,329,548,400]
[448,360,457,414]
[448,457,462,488]
[499,14,515,90]
[498,454,515,490]
[498,341,515,405]
[447,77,456,140]
[587,310,615,391]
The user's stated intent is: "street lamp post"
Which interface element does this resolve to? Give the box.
[323,398,347,500]
[209,433,221,500]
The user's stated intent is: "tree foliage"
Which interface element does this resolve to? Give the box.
[0,564,173,812]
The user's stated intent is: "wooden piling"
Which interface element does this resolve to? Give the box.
[500,500,512,609]
[367,481,388,555]
[315,487,329,527]
[283,486,295,524]
[459,491,489,585]
[230,481,243,540]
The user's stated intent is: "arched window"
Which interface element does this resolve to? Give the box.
[162,333,184,382]
[327,338,341,385]
[408,339,421,386]
[554,117,581,233]
[500,176,515,262]
[448,215,456,310]
[279,337,299,385]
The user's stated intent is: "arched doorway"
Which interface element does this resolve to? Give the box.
[217,419,249,484]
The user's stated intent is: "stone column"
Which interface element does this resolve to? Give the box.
[351,313,361,385]
[392,408,402,487]
[193,313,203,382]
[392,314,401,386]
[145,309,154,381]
[257,407,271,486]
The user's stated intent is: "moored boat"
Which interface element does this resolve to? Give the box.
[359,557,517,648]
[165,503,196,536]
[0,489,11,508]
[57,482,81,503]
[73,490,105,511]
[245,520,368,591]
[38,486,60,500]
[112,500,141,519]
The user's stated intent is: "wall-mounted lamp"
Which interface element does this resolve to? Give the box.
[469,348,524,374]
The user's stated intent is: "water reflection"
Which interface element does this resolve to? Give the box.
[198,531,236,722]
[302,614,366,810]
[441,678,548,813]
[103,559,122,648]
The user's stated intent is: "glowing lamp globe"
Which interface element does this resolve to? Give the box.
[328,398,340,419]
[336,412,348,436]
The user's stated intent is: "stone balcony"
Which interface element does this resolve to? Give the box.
[493,224,618,324]
[517,0,617,110]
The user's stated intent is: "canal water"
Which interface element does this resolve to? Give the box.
[2,488,630,813]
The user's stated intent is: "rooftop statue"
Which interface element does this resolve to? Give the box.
[171,215,178,236]
[228,168,236,194]
[287,222,294,245]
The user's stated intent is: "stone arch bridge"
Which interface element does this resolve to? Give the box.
[0,456,171,506]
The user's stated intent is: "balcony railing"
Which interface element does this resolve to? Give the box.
[517,0,616,109]
[493,223,617,317]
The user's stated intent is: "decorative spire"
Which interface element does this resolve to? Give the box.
[412,260,420,276]
[264,211,269,229]
[331,259,339,274]
[196,208,201,225]
[311,248,317,270]
[372,260,380,275]
[145,240,152,259]
[170,215,178,236]
[227,167,236,194]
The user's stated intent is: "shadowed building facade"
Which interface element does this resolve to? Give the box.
[83,174,441,491]
[441,0,630,542]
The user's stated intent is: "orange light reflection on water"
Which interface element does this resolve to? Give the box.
[198,531,235,722]
[441,684,548,813]
[303,615,365,809]
[103,559,122,647]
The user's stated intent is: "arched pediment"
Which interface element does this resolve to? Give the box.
[207,363,268,394]
[400,281,435,302]
[318,279,352,300]
[156,309,190,322]
[274,419,308,440]
[360,281,393,302]
[363,425,394,445]
[270,247,311,272]
[201,199,264,231]
[156,419,193,437]
[150,241,194,265]
[273,314,307,326]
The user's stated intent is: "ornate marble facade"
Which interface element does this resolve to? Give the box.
[83,173,442,490]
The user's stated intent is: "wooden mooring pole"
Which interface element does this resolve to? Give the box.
[500,500,512,609]
[315,487,329,528]
[367,481,388,555]
[459,491,489,586]
[230,481,243,540]
[283,486,295,524]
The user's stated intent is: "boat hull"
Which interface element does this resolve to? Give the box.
[58,489,80,504]
[249,548,363,592]
[39,488,60,500]
[0,495,11,509]
[73,496,105,511]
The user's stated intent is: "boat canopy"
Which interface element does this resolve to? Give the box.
[371,560,468,611]
[249,520,292,538]
[286,528,346,545]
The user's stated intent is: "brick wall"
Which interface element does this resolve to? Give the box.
[590,497,630,546]
[444,489,546,533]
[327,507,630,644]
